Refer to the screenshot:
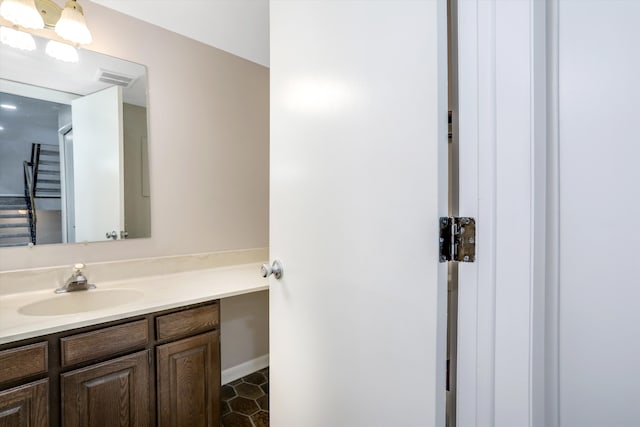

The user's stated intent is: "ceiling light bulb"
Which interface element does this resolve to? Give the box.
[55,0,92,45]
[0,0,45,29]
[45,39,78,62]
[0,26,36,51]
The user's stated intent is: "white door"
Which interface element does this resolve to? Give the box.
[270,1,448,426]
[58,126,74,243]
[550,1,640,425]
[71,86,124,242]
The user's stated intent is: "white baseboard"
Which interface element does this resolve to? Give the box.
[221,354,269,385]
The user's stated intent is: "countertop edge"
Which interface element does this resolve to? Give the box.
[0,263,269,345]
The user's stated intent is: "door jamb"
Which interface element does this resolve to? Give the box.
[456,1,548,426]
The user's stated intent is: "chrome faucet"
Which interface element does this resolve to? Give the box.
[55,263,96,293]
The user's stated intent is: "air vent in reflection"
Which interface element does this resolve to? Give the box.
[96,68,137,88]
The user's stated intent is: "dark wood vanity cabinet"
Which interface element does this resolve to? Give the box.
[0,300,220,427]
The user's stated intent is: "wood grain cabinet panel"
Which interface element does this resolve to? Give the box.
[156,332,220,427]
[0,379,49,427]
[156,304,219,341]
[60,320,148,367]
[0,342,48,385]
[61,351,150,427]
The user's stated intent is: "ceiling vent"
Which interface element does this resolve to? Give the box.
[96,69,137,88]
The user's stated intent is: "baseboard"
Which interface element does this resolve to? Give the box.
[221,354,269,385]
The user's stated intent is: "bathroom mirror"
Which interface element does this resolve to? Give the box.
[0,33,150,247]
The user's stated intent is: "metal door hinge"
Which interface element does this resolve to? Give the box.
[439,217,476,262]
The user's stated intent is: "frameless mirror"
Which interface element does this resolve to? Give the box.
[0,32,150,247]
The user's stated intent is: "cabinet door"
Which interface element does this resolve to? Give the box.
[0,379,48,426]
[156,331,220,427]
[61,350,149,427]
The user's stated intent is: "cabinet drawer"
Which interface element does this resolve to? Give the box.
[156,303,219,341]
[0,342,48,385]
[60,319,149,367]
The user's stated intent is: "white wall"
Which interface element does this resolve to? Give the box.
[549,1,640,426]
[0,122,58,196]
[0,2,269,371]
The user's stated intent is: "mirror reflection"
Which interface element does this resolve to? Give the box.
[0,33,150,247]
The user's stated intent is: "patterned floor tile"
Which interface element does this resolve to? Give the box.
[221,368,269,427]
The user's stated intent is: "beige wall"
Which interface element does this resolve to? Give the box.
[221,290,269,371]
[0,2,269,370]
[123,103,151,239]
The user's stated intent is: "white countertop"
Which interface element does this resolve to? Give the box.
[0,263,269,345]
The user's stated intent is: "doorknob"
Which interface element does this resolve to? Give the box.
[261,260,283,279]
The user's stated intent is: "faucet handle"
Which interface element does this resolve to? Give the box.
[71,264,87,283]
[55,263,94,293]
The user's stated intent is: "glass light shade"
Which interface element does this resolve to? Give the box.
[0,26,36,50]
[55,0,91,45]
[0,0,44,29]
[45,39,78,62]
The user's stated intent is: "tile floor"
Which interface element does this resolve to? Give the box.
[221,367,269,427]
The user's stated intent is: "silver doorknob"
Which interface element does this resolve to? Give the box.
[261,260,283,279]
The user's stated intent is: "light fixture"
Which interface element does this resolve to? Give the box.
[0,26,35,50]
[0,0,92,45]
[0,0,44,29]
[0,103,18,110]
[45,39,78,62]
[54,0,91,45]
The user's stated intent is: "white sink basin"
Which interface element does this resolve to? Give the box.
[18,289,144,317]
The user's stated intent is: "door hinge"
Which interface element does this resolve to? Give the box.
[439,217,476,262]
